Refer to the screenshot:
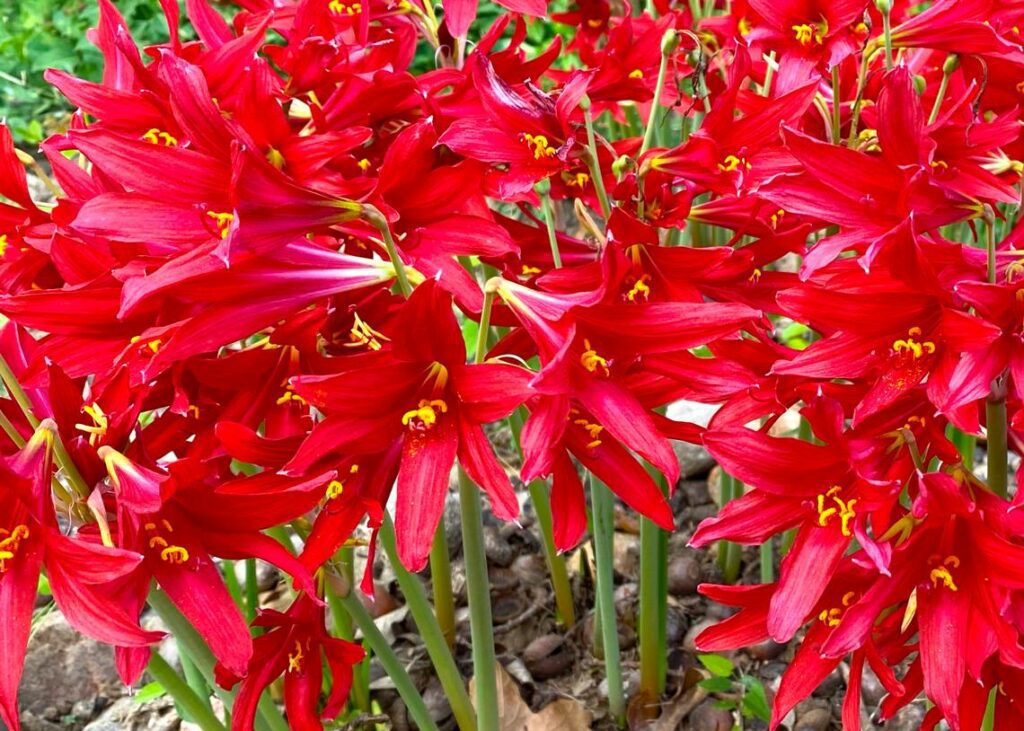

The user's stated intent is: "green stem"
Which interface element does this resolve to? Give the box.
[581,99,612,219]
[590,477,625,726]
[987,397,1008,498]
[541,193,562,269]
[0,408,25,447]
[223,560,243,608]
[639,39,672,157]
[0,353,39,429]
[430,523,456,647]
[761,51,777,96]
[147,652,226,731]
[928,55,957,125]
[719,473,743,583]
[846,46,873,146]
[178,648,214,716]
[475,289,496,364]
[245,559,259,624]
[831,65,841,144]
[981,687,997,731]
[759,538,775,583]
[638,513,666,704]
[881,3,894,71]
[327,581,441,731]
[378,515,477,731]
[947,425,976,469]
[147,590,288,731]
[366,207,413,297]
[457,468,499,731]
[527,480,576,627]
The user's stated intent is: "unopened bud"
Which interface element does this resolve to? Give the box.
[611,155,634,177]
[943,54,960,75]
[661,29,680,56]
[913,75,927,95]
[874,0,891,13]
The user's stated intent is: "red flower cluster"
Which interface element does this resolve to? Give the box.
[0,0,1022,728]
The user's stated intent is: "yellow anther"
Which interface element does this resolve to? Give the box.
[75,403,109,447]
[626,274,652,302]
[328,0,362,13]
[287,641,305,672]
[326,480,345,500]
[717,154,750,173]
[930,160,949,171]
[580,339,610,376]
[160,546,190,564]
[0,235,8,257]
[144,522,156,531]
[346,312,389,351]
[892,327,936,359]
[206,211,234,239]
[841,591,856,606]
[142,128,178,146]
[357,158,372,171]
[854,21,868,34]
[791,21,825,46]
[187,404,201,418]
[818,607,843,627]
[748,268,762,284]
[816,486,857,536]
[628,69,644,79]
[148,536,169,549]
[276,386,308,406]
[561,170,590,188]
[573,418,604,449]
[929,556,960,591]
[770,209,786,229]
[521,265,542,276]
[738,17,752,35]
[522,133,557,160]
[401,399,449,429]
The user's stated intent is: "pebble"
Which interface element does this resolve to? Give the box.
[690,698,735,731]
[667,551,703,595]
[522,634,573,680]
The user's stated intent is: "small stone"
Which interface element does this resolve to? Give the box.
[690,698,734,731]
[679,480,712,506]
[483,525,516,567]
[748,639,786,662]
[793,704,832,731]
[422,678,452,724]
[667,552,702,596]
[665,607,688,645]
[612,533,641,578]
[522,634,573,680]
[683,619,717,652]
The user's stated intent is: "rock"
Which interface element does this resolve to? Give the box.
[690,698,734,731]
[860,665,886,706]
[612,532,640,578]
[748,640,786,662]
[421,678,452,724]
[793,703,832,731]
[667,552,702,595]
[16,713,63,731]
[19,612,125,716]
[483,525,516,567]
[522,634,573,680]
[683,619,717,652]
[884,702,926,731]
[665,607,688,645]
[666,400,718,477]
[678,479,712,506]
[83,696,179,731]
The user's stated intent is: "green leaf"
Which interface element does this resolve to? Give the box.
[740,676,772,721]
[698,653,735,677]
[36,573,50,596]
[699,676,734,693]
[132,682,166,703]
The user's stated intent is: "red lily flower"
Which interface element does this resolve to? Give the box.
[287,280,533,570]
[217,592,365,731]
[1,425,161,731]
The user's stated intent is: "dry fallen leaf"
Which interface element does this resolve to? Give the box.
[470,662,592,731]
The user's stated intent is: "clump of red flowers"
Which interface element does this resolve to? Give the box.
[0,0,1023,729]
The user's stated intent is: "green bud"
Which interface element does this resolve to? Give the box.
[660,29,680,56]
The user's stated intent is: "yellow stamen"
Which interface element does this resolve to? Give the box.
[142,128,178,146]
[816,486,857,536]
[522,133,557,160]
[75,403,109,447]
[929,555,960,591]
[160,546,190,564]
[892,327,936,359]
[346,312,389,351]
[206,211,234,240]
[628,69,644,79]
[573,418,604,450]
[580,338,610,376]
[288,640,305,672]
[328,0,362,13]
[401,399,449,429]
[717,154,750,173]
[626,274,652,302]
